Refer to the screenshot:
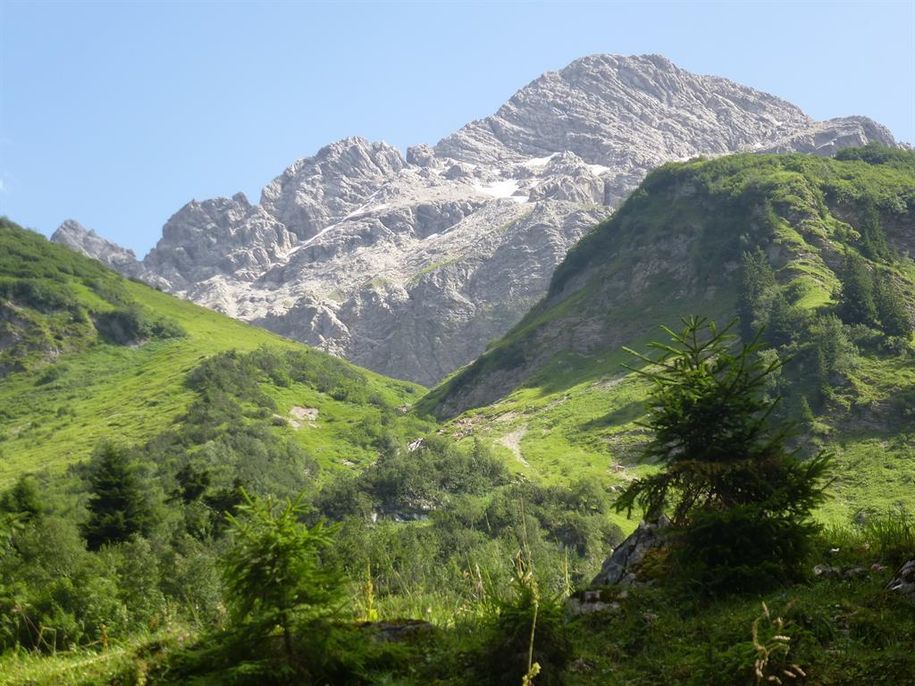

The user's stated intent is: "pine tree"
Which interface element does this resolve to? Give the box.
[838,253,877,327]
[0,475,44,521]
[765,290,797,348]
[83,442,152,550]
[858,202,891,261]
[223,491,341,663]
[874,273,913,338]
[738,249,777,341]
[615,317,831,593]
[813,314,854,398]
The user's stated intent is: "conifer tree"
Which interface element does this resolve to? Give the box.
[838,253,877,327]
[84,442,152,550]
[813,314,854,397]
[0,475,44,521]
[223,491,342,662]
[738,249,777,341]
[615,317,831,593]
[765,291,796,348]
[858,202,891,261]
[874,273,913,338]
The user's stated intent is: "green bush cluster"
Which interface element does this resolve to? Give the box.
[736,240,912,422]
[0,278,80,313]
[0,343,625,679]
[94,305,185,344]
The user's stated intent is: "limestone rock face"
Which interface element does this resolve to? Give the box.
[51,54,898,385]
[759,116,897,155]
[50,220,141,276]
[145,193,295,290]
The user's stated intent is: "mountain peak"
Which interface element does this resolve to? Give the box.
[562,52,676,72]
[53,218,96,240]
[434,53,814,165]
[51,219,138,269]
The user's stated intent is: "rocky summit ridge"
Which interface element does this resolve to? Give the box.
[52,54,897,385]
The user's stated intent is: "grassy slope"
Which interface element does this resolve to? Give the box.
[0,221,425,485]
[423,151,915,527]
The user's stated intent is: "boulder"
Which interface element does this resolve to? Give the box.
[591,516,670,586]
[887,559,915,603]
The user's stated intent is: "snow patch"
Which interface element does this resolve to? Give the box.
[473,179,527,203]
[586,163,612,176]
[522,154,557,170]
[475,179,519,198]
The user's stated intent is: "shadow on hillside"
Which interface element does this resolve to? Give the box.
[578,400,644,432]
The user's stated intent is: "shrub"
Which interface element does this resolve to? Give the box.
[0,278,78,312]
[471,553,571,686]
[677,504,820,594]
[0,516,128,652]
[94,305,184,344]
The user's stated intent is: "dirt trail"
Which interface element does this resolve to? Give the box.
[288,406,318,429]
[498,426,530,467]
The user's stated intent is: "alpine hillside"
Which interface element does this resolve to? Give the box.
[421,146,915,524]
[0,219,428,486]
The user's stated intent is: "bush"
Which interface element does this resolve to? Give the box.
[94,306,184,344]
[0,516,128,652]
[318,435,509,521]
[471,554,571,686]
[0,278,78,312]
[675,505,820,594]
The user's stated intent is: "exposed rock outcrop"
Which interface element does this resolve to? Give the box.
[888,559,915,603]
[51,220,142,277]
[591,517,670,587]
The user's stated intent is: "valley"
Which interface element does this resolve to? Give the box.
[2,145,914,684]
[0,40,913,686]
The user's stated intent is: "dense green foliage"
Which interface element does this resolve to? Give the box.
[470,554,572,686]
[0,342,622,683]
[93,305,185,345]
[421,147,914,527]
[83,443,153,550]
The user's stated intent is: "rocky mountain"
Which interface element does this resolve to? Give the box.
[51,220,142,276]
[52,54,898,385]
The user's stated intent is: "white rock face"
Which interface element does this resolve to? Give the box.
[51,220,141,275]
[52,54,897,385]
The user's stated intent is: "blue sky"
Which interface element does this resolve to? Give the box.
[1,1,913,255]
